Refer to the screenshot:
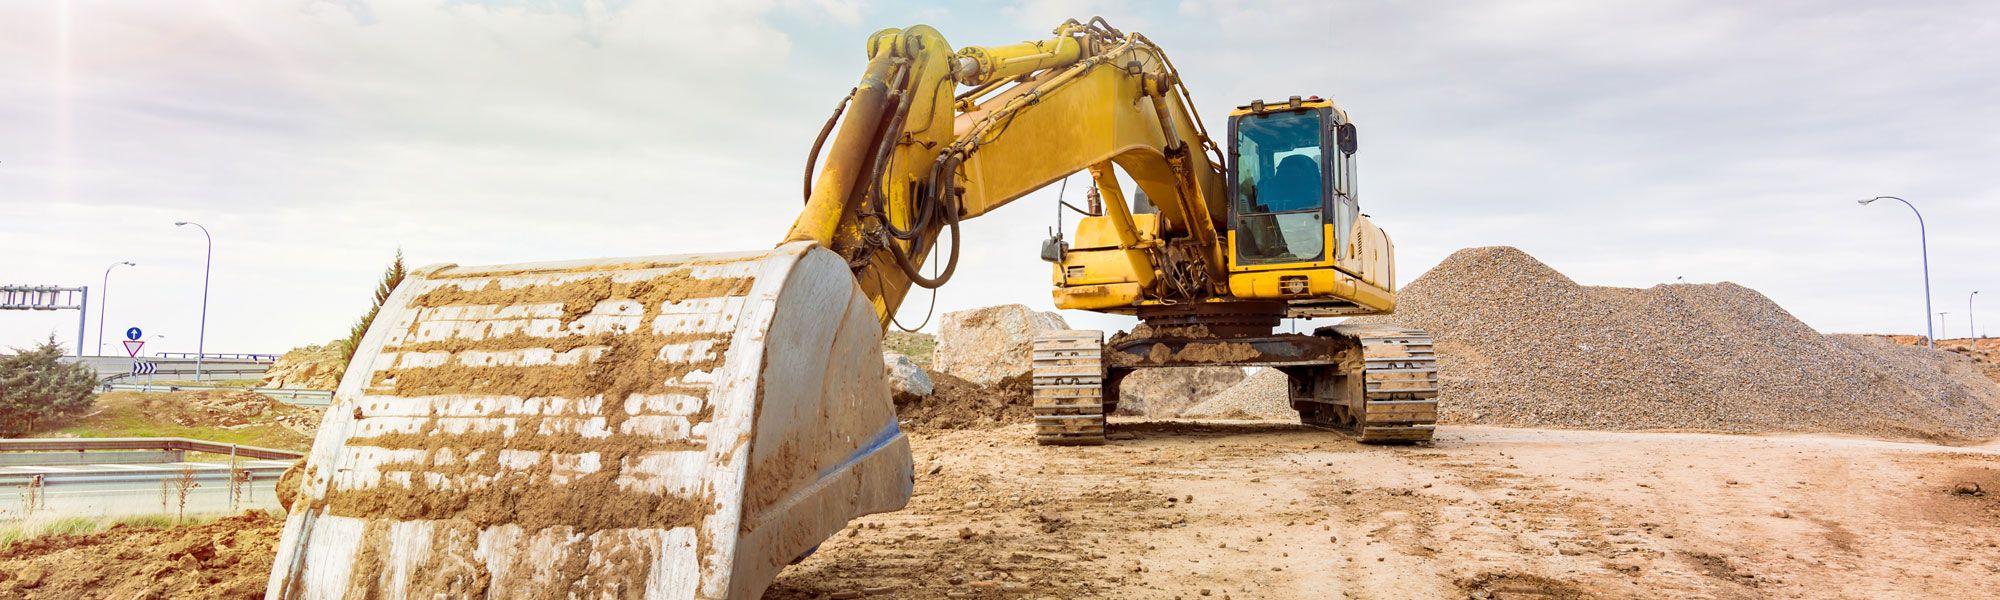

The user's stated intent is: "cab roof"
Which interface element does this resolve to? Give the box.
[1230,96,1349,123]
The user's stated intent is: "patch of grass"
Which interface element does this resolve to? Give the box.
[0,512,251,551]
[38,517,99,536]
[111,514,178,529]
[40,392,313,451]
[884,331,937,368]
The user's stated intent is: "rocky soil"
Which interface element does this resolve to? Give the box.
[259,341,346,390]
[7,423,1995,600]
[767,422,2000,599]
[170,391,324,434]
[0,512,281,599]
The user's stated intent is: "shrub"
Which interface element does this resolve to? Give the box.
[0,336,99,437]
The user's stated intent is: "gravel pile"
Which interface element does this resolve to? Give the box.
[1340,246,2000,441]
[1115,366,1247,416]
[1179,368,1289,419]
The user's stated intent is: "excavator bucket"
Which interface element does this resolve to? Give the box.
[266,241,913,599]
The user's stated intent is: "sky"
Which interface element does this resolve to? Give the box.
[3,0,1997,357]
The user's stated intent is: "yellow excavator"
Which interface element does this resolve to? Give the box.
[266,17,1435,599]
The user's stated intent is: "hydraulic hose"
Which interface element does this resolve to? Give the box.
[802,88,856,203]
[886,154,962,289]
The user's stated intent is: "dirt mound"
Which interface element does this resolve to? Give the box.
[1349,246,2000,441]
[1181,368,1291,419]
[0,511,282,599]
[168,390,323,434]
[260,341,345,390]
[893,371,1033,430]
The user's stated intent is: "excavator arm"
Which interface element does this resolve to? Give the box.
[786,18,1231,325]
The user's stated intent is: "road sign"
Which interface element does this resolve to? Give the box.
[126,327,142,341]
[130,361,156,375]
[122,340,145,358]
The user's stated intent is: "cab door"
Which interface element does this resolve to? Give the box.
[1227,107,1331,267]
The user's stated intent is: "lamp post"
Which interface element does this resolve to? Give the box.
[96,260,137,354]
[1858,196,1933,348]
[1972,291,1981,344]
[175,221,212,379]
[1938,312,1951,340]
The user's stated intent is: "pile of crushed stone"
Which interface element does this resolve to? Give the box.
[0,511,282,599]
[1180,368,1287,419]
[1185,247,2000,442]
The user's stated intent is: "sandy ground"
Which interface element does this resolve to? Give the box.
[767,420,2000,600]
[5,420,1994,599]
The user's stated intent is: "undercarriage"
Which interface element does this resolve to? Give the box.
[1031,304,1439,445]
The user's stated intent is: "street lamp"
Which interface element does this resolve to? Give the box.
[1938,312,1951,340]
[1858,196,1933,348]
[1972,291,1981,344]
[96,258,137,354]
[175,221,212,379]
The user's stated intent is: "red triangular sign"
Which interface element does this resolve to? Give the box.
[123,340,145,358]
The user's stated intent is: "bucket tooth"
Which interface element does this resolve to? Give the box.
[266,242,913,600]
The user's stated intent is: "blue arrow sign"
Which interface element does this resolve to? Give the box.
[125,327,142,341]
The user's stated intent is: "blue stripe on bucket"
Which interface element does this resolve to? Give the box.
[821,419,903,479]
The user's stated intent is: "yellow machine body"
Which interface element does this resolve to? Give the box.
[1050,96,1399,317]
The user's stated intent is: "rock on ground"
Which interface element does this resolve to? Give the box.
[1346,246,2000,441]
[882,351,934,403]
[932,305,1069,387]
[1115,366,1247,416]
[260,341,346,390]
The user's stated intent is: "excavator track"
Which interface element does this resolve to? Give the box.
[1349,327,1440,443]
[1296,324,1440,444]
[1031,330,1108,446]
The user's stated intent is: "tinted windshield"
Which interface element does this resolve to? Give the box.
[1233,110,1325,264]
[1235,110,1323,214]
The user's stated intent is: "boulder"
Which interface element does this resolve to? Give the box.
[883,351,934,403]
[932,305,1069,386]
[1114,366,1247,416]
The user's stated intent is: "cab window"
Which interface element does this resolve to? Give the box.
[1233,110,1324,264]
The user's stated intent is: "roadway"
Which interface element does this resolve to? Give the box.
[0,460,292,518]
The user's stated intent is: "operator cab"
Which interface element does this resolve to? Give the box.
[1226,96,1358,268]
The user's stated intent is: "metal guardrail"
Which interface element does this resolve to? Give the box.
[0,450,184,466]
[0,437,304,460]
[99,382,334,406]
[153,352,280,362]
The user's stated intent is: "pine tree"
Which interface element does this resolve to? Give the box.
[340,249,408,373]
[0,335,99,437]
